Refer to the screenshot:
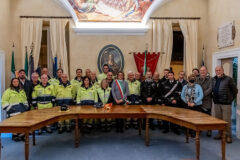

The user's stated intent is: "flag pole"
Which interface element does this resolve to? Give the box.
[11,43,16,79]
[29,43,35,77]
[24,46,29,77]
[202,44,205,66]
[30,43,34,52]
[143,43,148,76]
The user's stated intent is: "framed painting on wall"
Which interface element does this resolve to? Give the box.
[98,44,124,75]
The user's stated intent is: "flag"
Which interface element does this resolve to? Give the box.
[29,48,34,78]
[134,52,160,75]
[24,47,29,77]
[202,45,205,66]
[53,56,58,78]
[11,47,15,79]
[143,50,147,76]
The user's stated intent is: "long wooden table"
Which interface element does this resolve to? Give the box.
[0,105,227,160]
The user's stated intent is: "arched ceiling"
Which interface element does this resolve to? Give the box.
[57,0,173,35]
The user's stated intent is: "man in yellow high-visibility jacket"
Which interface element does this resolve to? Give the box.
[32,74,55,134]
[55,74,76,133]
[126,71,141,129]
[71,68,83,95]
[97,64,109,82]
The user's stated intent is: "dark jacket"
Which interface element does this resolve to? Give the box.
[153,79,163,104]
[178,79,188,87]
[196,75,212,109]
[108,80,113,88]
[212,74,238,105]
[19,79,33,106]
[31,80,40,88]
[140,79,158,104]
[160,76,168,84]
[161,79,182,106]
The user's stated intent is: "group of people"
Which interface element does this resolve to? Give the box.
[1,64,237,144]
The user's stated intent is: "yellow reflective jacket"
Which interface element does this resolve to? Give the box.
[76,85,98,104]
[127,80,141,96]
[1,88,28,117]
[55,81,76,105]
[96,87,112,105]
[70,78,83,93]
[32,83,55,109]
[97,73,107,82]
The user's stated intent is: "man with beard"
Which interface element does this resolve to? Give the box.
[18,69,32,108]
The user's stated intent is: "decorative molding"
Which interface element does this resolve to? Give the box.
[56,0,173,35]
[73,22,149,35]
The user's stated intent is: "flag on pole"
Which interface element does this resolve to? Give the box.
[11,44,16,79]
[24,46,29,77]
[143,49,147,76]
[53,56,58,78]
[202,45,205,66]
[29,44,34,78]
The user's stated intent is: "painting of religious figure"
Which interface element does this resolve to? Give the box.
[98,45,124,75]
[68,0,154,22]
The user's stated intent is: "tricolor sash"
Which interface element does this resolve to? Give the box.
[115,80,125,99]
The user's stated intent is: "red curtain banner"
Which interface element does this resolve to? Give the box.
[133,52,160,75]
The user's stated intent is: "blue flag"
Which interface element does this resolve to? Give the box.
[53,56,58,78]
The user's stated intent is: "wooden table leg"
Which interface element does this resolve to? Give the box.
[145,118,149,146]
[32,131,36,146]
[25,132,29,160]
[138,119,142,136]
[221,130,226,160]
[185,128,189,143]
[75,119,79,148]
[195,131,200,160]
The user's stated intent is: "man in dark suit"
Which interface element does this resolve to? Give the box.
[18,69,32,108]
[161,71,182,135]
[160,68,170,84]
[178,71,188,87]
[140,71,158,130]
[212,66,238,143]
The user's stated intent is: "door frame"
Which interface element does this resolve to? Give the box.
[213,48,240,139]
[42,26,53,77]
[0,50,5,121]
